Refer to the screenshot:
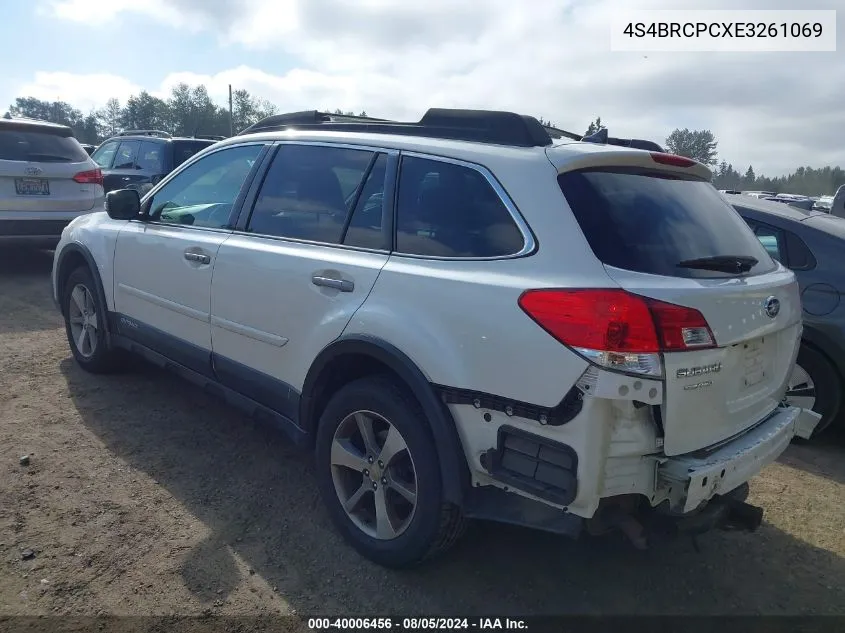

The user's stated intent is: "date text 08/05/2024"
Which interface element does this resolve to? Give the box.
[308,618,528,630]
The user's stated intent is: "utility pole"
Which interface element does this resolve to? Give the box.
[228,84,234,137]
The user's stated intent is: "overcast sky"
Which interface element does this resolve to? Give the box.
[1,0,841,177]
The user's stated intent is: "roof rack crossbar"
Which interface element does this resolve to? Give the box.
[545,124,664,153]
[117,129,172,138]
[238,108,554,148]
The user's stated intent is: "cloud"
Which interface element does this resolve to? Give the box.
[29,0,845,176]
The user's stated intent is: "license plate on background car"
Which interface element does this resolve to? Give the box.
[14,178,50,196]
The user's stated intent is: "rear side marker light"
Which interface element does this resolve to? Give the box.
[518,288,715,378]
[650,152,696,168]
[73,168,104,186]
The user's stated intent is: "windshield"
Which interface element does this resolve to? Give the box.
[558,168,777,279]
[0,128,88,162]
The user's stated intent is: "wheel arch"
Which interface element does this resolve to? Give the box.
[800,326,845,386]
[55,243,112,340]
[300,335,470,506]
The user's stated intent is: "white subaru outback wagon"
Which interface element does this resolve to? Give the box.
[51,109,820,567]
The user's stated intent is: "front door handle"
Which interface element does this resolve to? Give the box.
[312,275,354,292]
[184,251,211,265]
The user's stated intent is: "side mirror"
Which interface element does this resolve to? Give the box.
[105,189,141,221]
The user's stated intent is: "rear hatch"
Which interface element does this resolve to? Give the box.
[0,121,101,213]
[550,147,802,455]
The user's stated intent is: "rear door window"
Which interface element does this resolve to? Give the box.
[558,169,776,278]
[136,141,165,172]
[246,144,375,244]
[0,127,89,163]
[113,141,140,169]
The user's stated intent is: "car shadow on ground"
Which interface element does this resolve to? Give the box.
[0,247,61,334]
[778,431,845,487]
[59,358,845,616]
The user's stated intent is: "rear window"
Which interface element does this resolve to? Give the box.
[558,169,776,279]
[0,128,88,163]
[172,140,214,168]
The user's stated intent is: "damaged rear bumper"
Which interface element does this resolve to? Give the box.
[658,405,821,514]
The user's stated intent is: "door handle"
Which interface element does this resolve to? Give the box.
[312,275,354,292]
[184,251,211,264]
[121,177,131,181]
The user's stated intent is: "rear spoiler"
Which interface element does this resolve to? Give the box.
[544,125,665,153]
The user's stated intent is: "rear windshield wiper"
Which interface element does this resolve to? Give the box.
[676,255,758,274]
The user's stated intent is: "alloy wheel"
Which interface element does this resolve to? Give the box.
[330,410,418,540]
[68,283,98,358]
[785,363,816,411]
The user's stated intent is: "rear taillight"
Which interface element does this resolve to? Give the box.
[650,152,696,168]
[73,168,103,186]
[518,289,715,377]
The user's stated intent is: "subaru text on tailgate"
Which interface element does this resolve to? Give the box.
[51,108,819,566]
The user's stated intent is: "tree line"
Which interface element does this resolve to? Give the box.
[7,84,282,143]
[6,90,841,196]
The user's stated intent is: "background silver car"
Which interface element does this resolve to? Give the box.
[0,116,104,248]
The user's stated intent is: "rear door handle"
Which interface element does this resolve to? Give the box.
[184,251,211,265]
[312,275,354,292]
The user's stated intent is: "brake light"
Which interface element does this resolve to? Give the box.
[73,168,103,186]
[518,289,715,377]
[650,152,696,168]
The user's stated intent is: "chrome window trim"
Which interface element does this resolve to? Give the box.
[392,150,536,261]
[162,139,537,261]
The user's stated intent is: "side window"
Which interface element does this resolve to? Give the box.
[136,141,165,172]
[247,144,374,244]
[113,141,140,169]
[343,154,388,249]
[784,230,816,270]
[91,141,119,168]
[147,144,263,229]
[753,224,784,262]
[395,156,525,258]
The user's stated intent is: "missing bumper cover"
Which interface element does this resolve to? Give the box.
[480,425,578,506]
[437,384,583,426]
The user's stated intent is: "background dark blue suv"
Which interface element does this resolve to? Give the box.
[90,130,220,194]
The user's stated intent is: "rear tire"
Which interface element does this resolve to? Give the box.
[62,266,120,374]
[314,375,465,568]
[786,344,841,438]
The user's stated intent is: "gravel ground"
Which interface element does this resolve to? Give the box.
[0,247,843,622]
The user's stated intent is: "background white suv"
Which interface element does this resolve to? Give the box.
[0,115,104,247]
[51,109,820,568]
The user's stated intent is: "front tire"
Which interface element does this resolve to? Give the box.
[785,344,841,437]
[62,266,120,374]
[314,375,465,568]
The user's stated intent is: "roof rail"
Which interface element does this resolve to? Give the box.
[116,129,172,139]
[238,108,554,148]
[190,134,226,141]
